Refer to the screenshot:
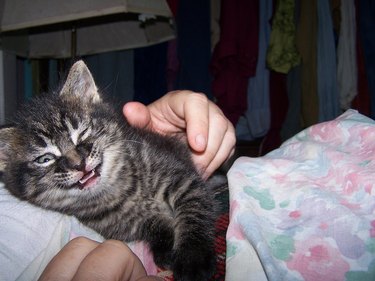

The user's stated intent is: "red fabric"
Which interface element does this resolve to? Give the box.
[165,1,179,92]
[351,0,371,116]
[166,0,178,17]
[210,213,229,280]
[261,71,289,155]
[210,0,259,126]
[352,36,371,116]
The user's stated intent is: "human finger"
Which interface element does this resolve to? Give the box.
[147,91,210,150]
[200,126,236,179]
[123,91,236,176]
[192,106,236,178]
[123,102,152,130]
[72,240,149,281]
[38,237,99,281]
[175,92,210,152]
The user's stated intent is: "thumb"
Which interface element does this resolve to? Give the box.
[122,102,152,129]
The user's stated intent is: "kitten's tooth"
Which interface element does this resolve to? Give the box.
[79,170,95,184]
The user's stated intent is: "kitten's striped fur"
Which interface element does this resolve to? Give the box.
[0,61,224,281]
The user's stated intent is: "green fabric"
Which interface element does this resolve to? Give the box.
[266,0,301,74]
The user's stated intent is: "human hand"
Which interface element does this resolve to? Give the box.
[38,237,162,281]
[123,90,236,179]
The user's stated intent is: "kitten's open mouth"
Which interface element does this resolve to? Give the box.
[77,165,101,190]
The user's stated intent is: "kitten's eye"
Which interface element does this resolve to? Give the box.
[34,153,56,166]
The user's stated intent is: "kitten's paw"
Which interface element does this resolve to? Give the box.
[153,248,173,269]
[172,245,216,281]
[145,217,174,268]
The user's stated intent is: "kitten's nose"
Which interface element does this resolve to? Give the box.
[60,149,85,171]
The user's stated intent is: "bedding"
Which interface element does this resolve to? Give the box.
[0,183,228,280]
[0,180,228,281]
[1,109,374,281]
[226,110,375,281]
[0,183,161,280]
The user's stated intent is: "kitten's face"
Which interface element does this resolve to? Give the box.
[0,61,126,209]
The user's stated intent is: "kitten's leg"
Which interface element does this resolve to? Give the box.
[142,215,175,269]
[170,183,217,281]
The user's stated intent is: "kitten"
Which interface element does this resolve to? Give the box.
[0,61,225,281]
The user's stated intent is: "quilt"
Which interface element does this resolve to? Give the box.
[226,110,375,281]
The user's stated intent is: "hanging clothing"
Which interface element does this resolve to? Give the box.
[266,0,301,74]
[165,0,179,92]
[133,42,168,105]
[317,0,341,122]
[261,71,288,155]
[337,0,358,111]
[236,0,272,141]
[211,0,222,52]
[352,40,371,116]
[166,0,178,16]
[280,0,303,141]
[357,0,375,119]
[175,0,212,97]
[281,65,303,141]
[211,0,259,125]
[296,0,319,127]
[351,0,371,117]
[166,39,179,92]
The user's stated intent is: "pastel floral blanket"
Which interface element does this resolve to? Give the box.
[226,110,375,281]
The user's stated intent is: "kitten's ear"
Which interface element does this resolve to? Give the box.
[0,127,19,172]
[60,60,101,104]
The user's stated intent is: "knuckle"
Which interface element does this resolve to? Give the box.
[227,130,237,147]
[205,149,217,162]
[190,92,208,104]
[103,239,130,252]
[69,236,97,248]
[193,154,211,172]
[70,236,91,244]
[213,113,229,129]
[225,122,236,145]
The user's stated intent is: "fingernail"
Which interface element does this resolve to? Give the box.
[195,134,206,149]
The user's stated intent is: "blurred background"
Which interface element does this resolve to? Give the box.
[0,0,374,156]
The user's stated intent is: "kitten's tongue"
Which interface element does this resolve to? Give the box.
[78,170,97,189]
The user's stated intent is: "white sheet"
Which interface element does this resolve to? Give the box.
[0,182,104,280]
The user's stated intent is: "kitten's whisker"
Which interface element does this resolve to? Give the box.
[123,140,144,145]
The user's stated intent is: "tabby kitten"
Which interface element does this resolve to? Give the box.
[0,61,223,281]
